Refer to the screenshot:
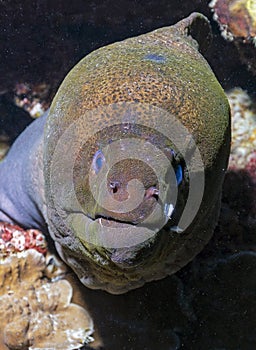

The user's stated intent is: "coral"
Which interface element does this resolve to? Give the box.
[0,222,47,257]
[13,82,51,118]
[0,223,94,350]
[209,0,256,42]
[245,149,256,184]
[226,87,256,169]
[214,88,256,251]
[209,0,256,74]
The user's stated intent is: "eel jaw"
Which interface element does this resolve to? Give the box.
[94,216,137,228]
[64,187,168,269]
[89,208,167,267]
[64,208,164,269]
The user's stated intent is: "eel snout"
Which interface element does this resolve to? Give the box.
[93,182,160,226]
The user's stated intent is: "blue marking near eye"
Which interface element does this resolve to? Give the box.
[144,53,166,63]
[175,165,183,185]
[92,150,105,174]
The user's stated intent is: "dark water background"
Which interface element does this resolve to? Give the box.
[0,1,256,349]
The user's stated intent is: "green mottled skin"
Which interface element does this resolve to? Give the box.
[43,13,230,294]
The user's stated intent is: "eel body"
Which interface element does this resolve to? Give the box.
[0,13,230,294]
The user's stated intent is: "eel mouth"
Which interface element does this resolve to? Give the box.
[92,215,156,268]
[65,210,163,268]
[65,209,151,228]
[94,215,137,228]
[90,188,160,228]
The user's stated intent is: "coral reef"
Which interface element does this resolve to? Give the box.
[0,223,94,350]
[209,0,256,42]
[13,82,52,118]
[227,87,256,168]
[209,0,256,74]
[213,88,256,249]
[0,222,47,256]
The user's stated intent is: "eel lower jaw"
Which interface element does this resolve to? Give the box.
[80,214,154,268]
[65,210,162,268]
[94,215,137,228]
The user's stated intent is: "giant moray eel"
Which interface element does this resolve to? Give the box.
[0,13,230,294]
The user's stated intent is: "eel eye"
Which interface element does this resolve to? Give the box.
[92,150,105,174]
[175,165,183,185]
[167,148,183,185]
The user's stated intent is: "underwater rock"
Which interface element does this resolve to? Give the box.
[209,0,256,74]
[0,223,94,350]
[0,13,230,294]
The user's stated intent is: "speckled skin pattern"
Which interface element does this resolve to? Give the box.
[0,13,230,294]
